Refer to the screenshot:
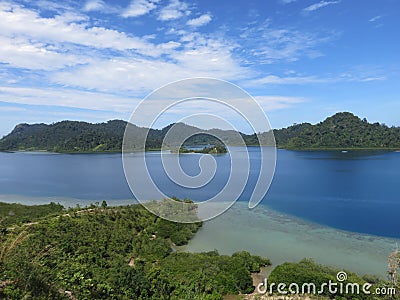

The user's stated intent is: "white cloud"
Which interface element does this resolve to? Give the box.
[83,0,121,14]
[247,75,324,86]
[303,0,341,12]
[369,15,382,22]
[0,36,82,70]
[34,0,77,13]
[338,70,387,82]
[52,39,250,94]
[158,41,181,50]
[0,86,303,134]
[359,76,386,82]
[0,86,139,113]
[245,68,388,87]
[122,0,159,18]
[239,21,334,63]
[83,0,106,12]
[0,3,161,57]
[254,96,306,111]
[0,105,27,113]
[158,0,190,21]
[0,1,253,97]
[186,14,212,27]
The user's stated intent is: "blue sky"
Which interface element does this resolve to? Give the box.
[0,0,399,136]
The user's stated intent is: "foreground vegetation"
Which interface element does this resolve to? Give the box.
[1,112,399,152]
[1,201,399,299]
[267,259,398,299]
[0,202,64,228]
[0,200,270,299]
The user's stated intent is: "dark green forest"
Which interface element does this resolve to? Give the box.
[176,145,227,154]
[1,112,399,152]
[0,120,127,153]
[0,202,64,227]
[267,259,396,299]
[1,201,398,299]
[0,201,270,299]
[278,112,400,149]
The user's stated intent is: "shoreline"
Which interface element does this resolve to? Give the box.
[184,201,399,278]
[0,194,138,208]
[1,194,399,240]
[1,146,400,154]
[2,196,398,278]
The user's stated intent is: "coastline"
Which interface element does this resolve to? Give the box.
[0,194,138,208]
[1,146,400,154]
[1,195,398,278]
[280,147,400,151]
[184,201,399,278]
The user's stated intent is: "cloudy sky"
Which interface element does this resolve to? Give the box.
[0,0,399,135]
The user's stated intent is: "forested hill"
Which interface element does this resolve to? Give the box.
[0,200,271,299]
[0,112,399,152]
[275,112,400,149]
[0,120,260,152]
[0,120,128,152]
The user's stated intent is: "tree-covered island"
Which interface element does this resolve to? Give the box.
[1,112,400,153]
[172,145,228,154]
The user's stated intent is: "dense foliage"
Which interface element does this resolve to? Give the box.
[0,202,63,227]
[158,250,270,298]
[269,259,397,299]
[1,112,399,152]
[275,112,400,149]
[178,145,227,154]
[0,120,127,152]
[0,201,270,299]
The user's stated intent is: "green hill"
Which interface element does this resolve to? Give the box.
[0,200,270,299]
[0,120,261,152]
[0,120,128,152]
[276,112,400,149]
[0,112,399,152]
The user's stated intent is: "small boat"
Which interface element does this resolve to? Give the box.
[341,150,348,153]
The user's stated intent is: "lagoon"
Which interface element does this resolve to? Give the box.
[0,148,399,276]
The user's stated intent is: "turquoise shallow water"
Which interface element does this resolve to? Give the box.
[185,202,399,278]
[2,194,395,277]
[1,149,400,237]
[1,149,399,277]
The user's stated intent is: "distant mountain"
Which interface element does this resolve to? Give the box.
[276,112,400,149]
[0,120,258,152]
[0,120,128,152]
[0,112,399,152]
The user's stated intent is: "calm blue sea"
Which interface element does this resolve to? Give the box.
[0,148,399,238]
